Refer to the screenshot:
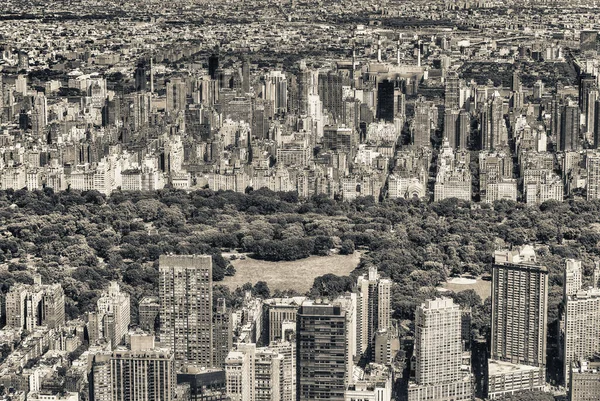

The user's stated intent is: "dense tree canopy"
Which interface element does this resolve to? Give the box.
[0,188,597,336]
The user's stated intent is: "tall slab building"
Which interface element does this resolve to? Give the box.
[296,300,349,401]
[159,254,213,367]
[356,267,391,359]
[491,246,548,367]
[487,245,548,399]
[408,298,473,401]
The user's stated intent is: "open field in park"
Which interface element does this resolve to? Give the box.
[222,252,361,293]
[440,277,492,300]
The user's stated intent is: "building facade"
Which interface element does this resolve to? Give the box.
[159,254,213,366]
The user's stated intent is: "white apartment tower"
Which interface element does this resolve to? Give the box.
[96,282,131,349]
[356,267,392,359]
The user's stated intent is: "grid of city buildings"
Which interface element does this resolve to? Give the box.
[2,0,600,401]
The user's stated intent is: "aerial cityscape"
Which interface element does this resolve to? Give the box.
[2,0,600,400]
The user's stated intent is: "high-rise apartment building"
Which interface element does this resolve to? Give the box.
[562,258,600,386]
[586,152,600,200]
[296,300,349,401]
[213,298,233,369]
[356,267,391,359]
[414,298,463,385]
[564,259,583,297]
[159,254,213,366]
[269,339,296,401]
[91,338,176,401]
[491,246,548,367]
[225,342,294,401]
[488,245,548,399]
[139,296,160,333]
[262,297,306,344]
[563,288,600,385]
[6,281,65,331]
[92,282,131,349]
[570,359,600,401]
[408,298,473,401]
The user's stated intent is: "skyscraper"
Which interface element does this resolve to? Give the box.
[264,71,288,116]
[31,93,47,137]
[241,59,250,94]
[487,246,548,399]
[445,71,460,110]
[412,97,435,148]
[376,80,395,122]
[166,78,187,114]
[594,100,600,148]
[481,91,506,150]
[209,54,219,80]
[459,110,470,150]
[296,300,348,401]
[408,298,473,401]
[356,267,391,359]
[560,102,580,151]
[511,71,520,92]
[212,298,233,369]
[491,245,548,367]
[318,71,344,123]
[444,108,461,149]
[159,254,213,366]
[579,74,596,132]
[134,60,148,92]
